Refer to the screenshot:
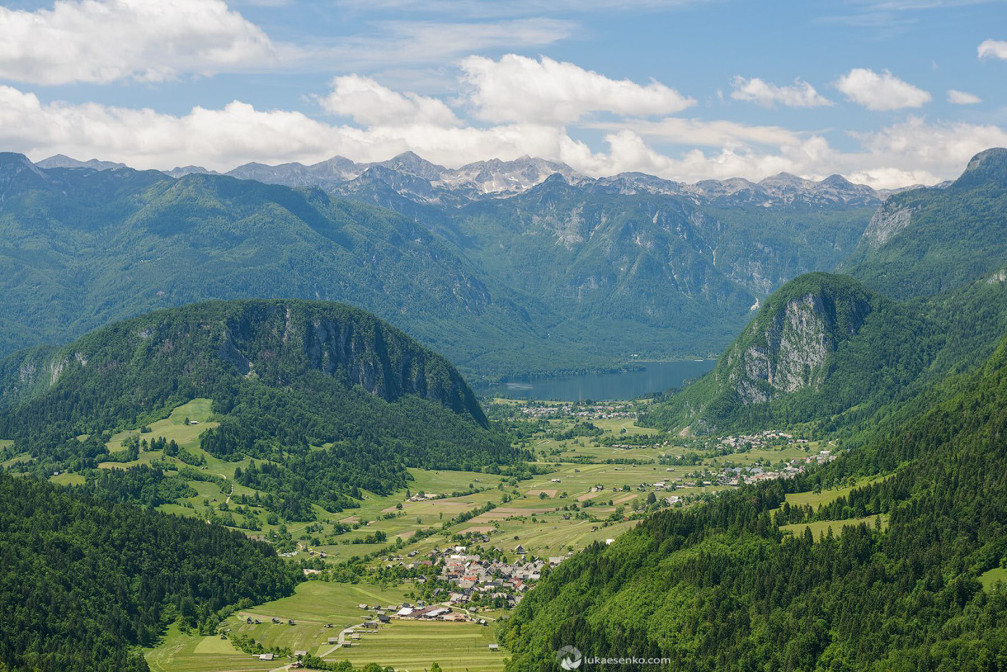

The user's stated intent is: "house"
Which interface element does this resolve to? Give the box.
[258,653,274,661]
[489,644,500,651]
[294,650,307,658]
[397,607,414,617]
[377,615,391,624]
[328,637,338,645]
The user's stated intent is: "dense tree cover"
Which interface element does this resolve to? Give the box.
[0,300,519,515]
[0,471,299,672]
[644,270,1007,437]
[502,332,1007,671]
[0,153,566,378]
[435,176,875,369]
[842,147,1007,301]
[77,464,197,508]
[0,153,881,378]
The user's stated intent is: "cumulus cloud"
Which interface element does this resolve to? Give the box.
[849,117,1007,184]
[835,68,932,110]
[0,84,597,172]
[0,0,279,85]
[978,38,1007,60]
[948,89,982,104]
[730,77,832,108]
[3,70,1003,192]
[460,54,694,124]
[318,76,460,127]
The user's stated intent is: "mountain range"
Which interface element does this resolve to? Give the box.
[4,151,885,379]
[644,147,1007,435]
[501,147,1007,672]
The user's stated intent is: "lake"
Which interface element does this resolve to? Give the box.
[476,360,716,401]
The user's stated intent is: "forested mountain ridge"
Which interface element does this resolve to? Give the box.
[502,328,1007,671]
[340,169,877,364]
[0,300,517,518]
[3,151,879,378]
[0,298,487,429]
[644,268,1007,435]
[0,153,559,377]
[843,147,1007,300]
[645,149,1007,435]
[0,470,300,672]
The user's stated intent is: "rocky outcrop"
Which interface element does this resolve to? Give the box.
[718,274,874,404]
[860,200,915,250]
[0,299,488,428]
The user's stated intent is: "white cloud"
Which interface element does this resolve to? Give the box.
[591,117,804,149]
[835,68,932,110]
[0,0,279,85]
[329,19,575,70]
[3,71,1004,192]
[848,117,1007,185]
[318,76,460,127]
[978,39,1007,60]
[0,84,595,172]
[730,77,832,108]
[947,89,982,104]
[460,54,694,124]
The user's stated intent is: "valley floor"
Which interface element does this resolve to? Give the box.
[126,397,863,672]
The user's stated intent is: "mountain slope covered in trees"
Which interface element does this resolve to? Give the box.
[842,147,1007,300]
[0,299,517,518]
[0,151,877,378]
[0,470,300,672]
[644,269,1007,435]
[0,152,555,377]
[502,329,1007,671]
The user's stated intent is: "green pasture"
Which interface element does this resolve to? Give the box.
[780,514,888,541]
[339,620,503,672]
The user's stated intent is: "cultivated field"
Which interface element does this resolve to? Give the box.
[130,396,827,670]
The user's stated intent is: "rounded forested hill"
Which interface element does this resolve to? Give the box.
[0,299,516,479]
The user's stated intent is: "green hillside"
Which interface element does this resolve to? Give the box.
[643,268,1007,435]
[501,329,1007,671]
[0,470,300,672]
[0,153,875,378]
[843,147,1007,300]
[0,153,557,378]
[0,299,518,519]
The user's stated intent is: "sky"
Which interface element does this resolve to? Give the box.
[0,0,1005,187]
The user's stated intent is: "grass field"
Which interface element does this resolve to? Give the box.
[50,472,85,486]
[782,474,891,510]
[105,398,217,454]
[341,620,503,672]
[780,514,888,541]
[148,581,506,672]
[146,624,274,672]
[980,567,1007,592]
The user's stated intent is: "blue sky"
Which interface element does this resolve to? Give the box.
[0,0,1005,187]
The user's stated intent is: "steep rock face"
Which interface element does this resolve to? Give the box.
[1,299,488,428]
[718,273,874,404]
[844,148,1007,300]
[860,200,915,250]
